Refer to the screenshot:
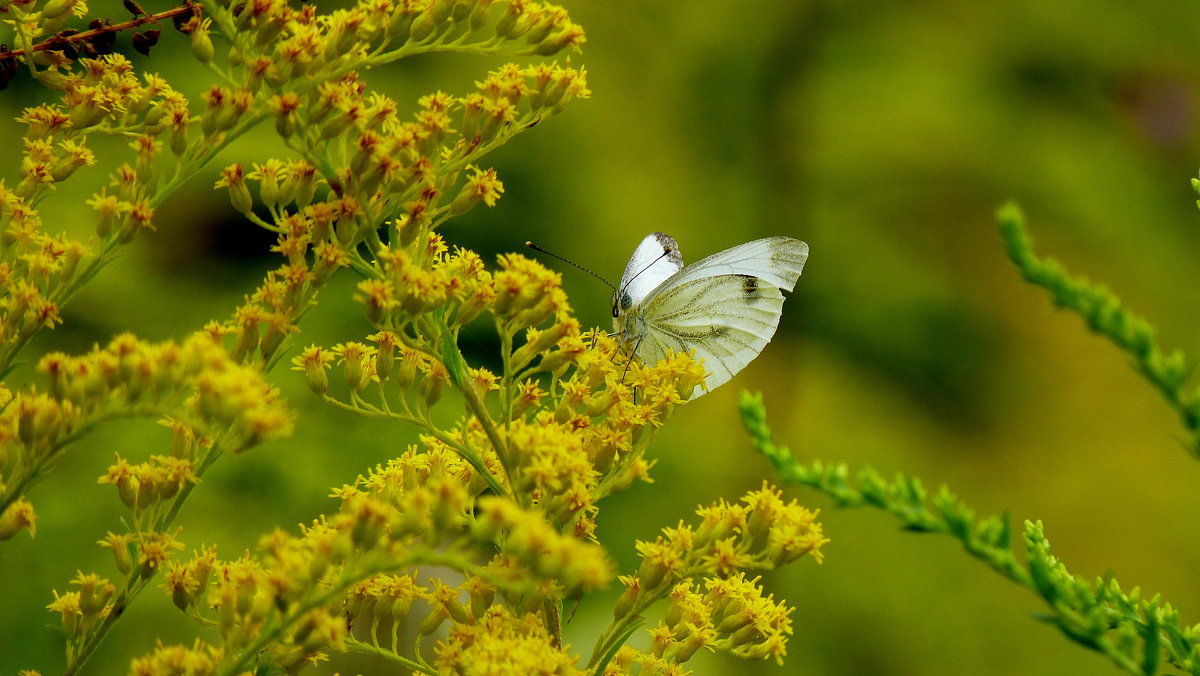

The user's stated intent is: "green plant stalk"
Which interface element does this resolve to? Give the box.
[996,203,1200,458]
[343,636,436,674]
[458,373,513,491]
[0,237,120,375]
[739,390,1190,676]
[587,604,648,674]
[63,562,155,676]
[499,322,516,427]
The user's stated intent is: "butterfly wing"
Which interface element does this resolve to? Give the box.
[618,232,685,307]
[645,237,808,298]
[638,237,808,397]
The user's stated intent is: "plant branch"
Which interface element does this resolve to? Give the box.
[997,203,1200,458]
[2,1,200,59]
[739,390,1191,676]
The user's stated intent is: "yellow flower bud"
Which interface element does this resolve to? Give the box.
[100,533,135,575]
[419,608,448,636]
[612,578,641,620]
[421,362,448,407]
[41,0,76,20]
[0,499,36,540]
[191,20,215,64]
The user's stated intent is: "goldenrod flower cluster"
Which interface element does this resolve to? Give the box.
[215,59,588,367]
[154,436,610,674]
[45,573,116,644]
[472,495,614,598]
[0,333,290,544]
[625,484,827,593]
[128,641,223,676]
[15,53,193,249]
[16,333,291,669]
[186,0,588,374]
[435,606,584,675]
[160,532,353,672]
[0,171,82,365]
[288,225,820,674]
[594,484,828,672]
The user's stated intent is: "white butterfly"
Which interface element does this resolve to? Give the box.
[612,232,809,398]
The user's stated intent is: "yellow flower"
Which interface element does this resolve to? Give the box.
[634,540,682,592]
[435,606,584,676]
[0,498,37,540]
[449,165,505,215]
[492,254,566,328]
[71,572,116,616]
[355,278,399,324]
[291,345,334,395]
[46,589,82,637]
[98,532,135,575]
[468,366,499,399]
[706,574,794,665]
[472,496,613,596]
[512,380,547,418]
[137,531,184,576]
[421,360,450,407]
[502,417,599,530]
[128,640,223,676]
[330,342,376,393]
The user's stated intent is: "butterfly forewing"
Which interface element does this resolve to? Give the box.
[619,232,684,306]
[642,273,788,393]
[644,237,808,306]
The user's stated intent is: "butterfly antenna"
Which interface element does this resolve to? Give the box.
[526,241,616,291]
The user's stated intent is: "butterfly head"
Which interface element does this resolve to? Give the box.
[610,290,632,318]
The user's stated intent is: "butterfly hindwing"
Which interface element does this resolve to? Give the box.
[641,272,788,393]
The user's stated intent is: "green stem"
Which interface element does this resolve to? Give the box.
[0,237,120,374]
[586,596,655,673]
[319,394,507,496]
[151,111,273,210]
[155,440,228,531]
[544,598,562,648]
[499,323,514,426]
[63,526,187,676]
[458,378,514,496]
[593,430,656,500]
[343,637,436,674]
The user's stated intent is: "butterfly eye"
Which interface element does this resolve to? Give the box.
[610,291,626,318]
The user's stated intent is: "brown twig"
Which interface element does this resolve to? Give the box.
[1,0,199,59]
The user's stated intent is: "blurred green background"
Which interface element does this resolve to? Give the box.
[5,0,1200,674]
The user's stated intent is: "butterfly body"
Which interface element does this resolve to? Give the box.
[612,232,808,398]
